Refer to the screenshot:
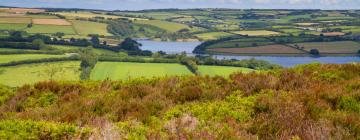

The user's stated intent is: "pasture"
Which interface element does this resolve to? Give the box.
[198,66,253,76]
[91,62,192,80]
[25,25,76,34]
[0,61,80,87]
[231,30,280,36]
[71,20,112,36]
[294,41,360,54]
[134,20,190,32]
[0,23,27,30]
[32,19,72,25]
[0,54,67,64]
[0,17,31,24]
[195,32,233,40]
[208,45,306,55]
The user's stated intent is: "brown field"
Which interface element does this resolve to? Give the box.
[0,17,31,24]
[208,45,305,54]
[32,19,72,25]
[0,8,44,13]
[294,41,360,53]
[323,32,345,36]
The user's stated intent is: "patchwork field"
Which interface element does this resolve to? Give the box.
[25,25,76,34]
[91,62,193,80]
[134,20,190,32]
[0,8,45,13]
[0,54,67,64]
[0,61,80,87]
[195,32,233,40]
[208,45,305,54]
[0,23,27,30]
[208,38,273,48]
[0,17,31,24]
[32,19,72,25]
[71,20,111,36]
[198,66,253,76]
[294,41,360,54]
[231,30,281,36]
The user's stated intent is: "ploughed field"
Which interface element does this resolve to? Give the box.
[208,45,305,55]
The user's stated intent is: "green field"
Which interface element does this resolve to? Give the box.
[0,17,31,24]
[0,23,27,30]
[198,66,253,76]
[51,45,118,55]
[25,25,76,34]
[70,20,112,36]
[0,61,80,87]
[134,20,190,32]
[0,54,67,64]
[195,32,233,40]
[294,41,360,54]
[231,30,280,36]
[91,62,193,80]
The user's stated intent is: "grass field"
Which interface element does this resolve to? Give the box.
[0,23,27,30]
[231,30,280,36]
[195,32,233,40]
[0,54,67,64]
[32,19,72,25]
[25,25,76,34]
[91,62,193,80]
[294,41,360,54]
[0,17,31,24]
[208,45,305,54]
[134,20,190,32]
[198,65,253,76]
[0,61,80,87]
[208,38,273,48]
[70,20,112,36]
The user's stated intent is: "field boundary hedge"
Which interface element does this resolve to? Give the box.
[0,56,78,67]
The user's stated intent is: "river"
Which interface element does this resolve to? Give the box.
[138,40,360,67]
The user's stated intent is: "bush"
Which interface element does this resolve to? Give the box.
[310,49,320,55]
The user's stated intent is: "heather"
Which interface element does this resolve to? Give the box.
[0,63,359,139]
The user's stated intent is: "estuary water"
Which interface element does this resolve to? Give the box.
[138,40,360,67]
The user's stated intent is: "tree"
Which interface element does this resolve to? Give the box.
[27,23,33,28]
[90,35,100,46]
[310,49,320,56]
[32,39,47,50]
[53,32,65,38]
[79,48,98,80]
[118,38,141,51]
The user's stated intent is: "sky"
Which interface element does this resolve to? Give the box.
[0,0,359,10]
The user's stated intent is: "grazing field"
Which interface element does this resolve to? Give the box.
[194,32,233,40]
[294,41,360,54]
[0,54,67,64]
[0,61,80,87]
[0,23,27,30]
[91,62,192,80]
[32,19,72,25]
[25,25,76,34]
[51,45,118,55]
[208,45,305,54]
[198,65,253,76]
[70,20,111,36]
[0,17,31,24]
[208,38,273,48]
[54,12,131,20]
[134,20,190,32]
[231,30,280,36]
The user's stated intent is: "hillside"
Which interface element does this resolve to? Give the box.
[0,63,359,139]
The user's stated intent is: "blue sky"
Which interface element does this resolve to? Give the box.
[0,0,358,10]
